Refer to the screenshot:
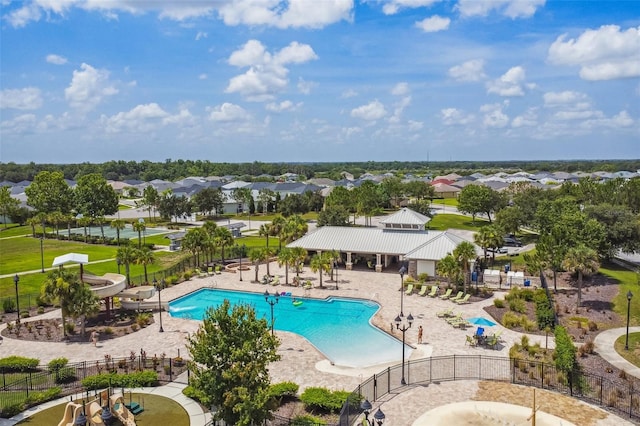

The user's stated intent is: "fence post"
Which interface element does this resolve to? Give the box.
[169,358,173,380]
[512,359,515,384]
[541,363,544,388]
[568,370,573,396]
[453,354,456,380]
[630,382,633,418]
[478,355,481,379]
[387,367,390,394]
[600,378,603,406]
[25,377,29,398]
[373,375,377,401]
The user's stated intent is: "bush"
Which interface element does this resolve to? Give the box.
[269,381,299,402]
[1,403,23,418]
[182,385,208,405]
[520,289,535,302]
[48,357,68,372]
[81,371,158,390]
[24,387,61,406]
[417,273,429,283]
[502,311,524,329]
[3,298,16,313]
[64,323,75,334]
[300,387,349,414]
[291,415,327,425]
[55,367,77,384]
[0,356,40,372]
[493,298,505,308]
[509,298,526,314]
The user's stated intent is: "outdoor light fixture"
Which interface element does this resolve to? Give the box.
[395,312,413,385]
[40,236,45,273]
[625,290,633,350]
[13,274,20,324]
[399,265,407,317]
[264,290,280,336]
[154,277,165,333]
[361,399,385,425]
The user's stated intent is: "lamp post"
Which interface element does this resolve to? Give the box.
[395,312,413,385]
[399,265,407,317]
[153,277,164,333]
[360,399,385,425]
[40,236,44,273]
[334,258,339,291]
[264,290,280,336]
[239,244,244,282]
[625,290,633,350]
[13,274,20,324]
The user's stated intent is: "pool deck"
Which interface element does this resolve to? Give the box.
[0,263,634,425]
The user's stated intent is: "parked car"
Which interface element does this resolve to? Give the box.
[503,236,522,247]
[488,246,508,254]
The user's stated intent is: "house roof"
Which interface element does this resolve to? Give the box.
[405,232,483,260]
[432,182,460,193]
[380,207,430,226]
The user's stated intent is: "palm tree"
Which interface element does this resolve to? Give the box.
[310,252,332,288]
[453,241,477,294]
[291,247,307,280]
[68,283,100,337]
[110,219,126,246]
[202,221,218,263]
[436,254,460,288]
[474,225,503,265]
[562,245,599,307]
[259,224,271,248]
[116,245,138,286]
[270,215,286,250]
[41,269,78,337]
[277,247,296,285]
[26,216,38,237]
[283,215,308,244]
[48,211,64,237]
[215,227,234,263]
[77,215,92,242]
[132,220,146,248]
[135,247,155,284]
[182,228,206,266]
[249,248,266,282]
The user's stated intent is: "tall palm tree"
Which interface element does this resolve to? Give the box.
[135,247,155,284]
[291,247,307,279]
[310,252,332,288]
[215,227,234,263]
[249,247,266,282]
[436,253,460,288]
[182,228,205,266]
[48,211,64,237]
[132,220,146,248]
[26,216,38,237]
[474,224,503,265]
[562,245,599,307]
[277,247,296,285]
[270,215,286,250]
[116,245,138,286]
[68,283,100,337]
[202,221,218,263]
[41,269,78,337]
[110,219,126,246]
[259,224,271,248]
[283,215,308,244]
[453,241,477,294]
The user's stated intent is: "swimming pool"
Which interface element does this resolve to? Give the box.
[168,288,411,368]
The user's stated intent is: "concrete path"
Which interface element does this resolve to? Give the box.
[594,326,640,379]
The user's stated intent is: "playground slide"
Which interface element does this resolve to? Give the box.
[57,402,82,426]
[88,401,105,426]
[110,394,137,426]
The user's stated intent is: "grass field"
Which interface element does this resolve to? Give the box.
[15,393,189,425]
[601,264,640,323]
[428,214,488,231]
[614,332,640,368]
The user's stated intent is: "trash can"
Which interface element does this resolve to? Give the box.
[504,264,510,273]
[524,279,531,287]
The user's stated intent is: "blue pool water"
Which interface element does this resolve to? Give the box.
[168,288,411,368]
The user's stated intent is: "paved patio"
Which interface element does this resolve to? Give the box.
[0,263,633,425]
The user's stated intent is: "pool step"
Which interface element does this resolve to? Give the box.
[126,402,144,415]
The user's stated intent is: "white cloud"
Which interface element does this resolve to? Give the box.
[511,108,538,127]
[554,110,603,121]
[457,0,546,19]
[297,78,316,94]
[65,63,118,111]
[265,100,301,112]
[4,2,41,28]
[388,96,411,123]
[391,82,409,96]
[0,87,43,110]
[581,111,634,129]
[162,108,196,126]
[0,113,37,135]
[343,126,362,138]
[46,54,68,65]
[441,108,474,125]
[480,103,509,128]
[543,91,588,106]
[382,0,442,15]
[195,31,207,41]
[408,120,424,131]
[486,66,527,96]
[341,89,358,98]
[226,39,318,101]
[448,59,486,82]
[208,103,250,122]
[199,73,208,80]
[548,25,640,80]
[101,103,169,133]
[415,15,450,33]
[351,100,387,121]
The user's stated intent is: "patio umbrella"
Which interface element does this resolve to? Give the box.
[466,317,497,327]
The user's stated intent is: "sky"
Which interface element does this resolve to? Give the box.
[1,0,639,164]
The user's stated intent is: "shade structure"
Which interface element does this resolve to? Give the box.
[466,317,497,327]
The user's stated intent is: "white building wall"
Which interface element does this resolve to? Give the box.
[416,260,436,277]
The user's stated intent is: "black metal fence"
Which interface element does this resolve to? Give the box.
[339,355,640,426]
[0,353,188,416]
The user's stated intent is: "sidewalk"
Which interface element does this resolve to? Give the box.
[594,327,640,380]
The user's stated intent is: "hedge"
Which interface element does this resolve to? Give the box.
[81,371,158,390]
[0,356,40,372]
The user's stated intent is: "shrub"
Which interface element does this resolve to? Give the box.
[48,357,68,372]
[502,311,524,329]
[37,307,44,314]
[291,415,327,425]
[300,387,349,414]
[417,273,429,283]
[554,326,577,373]
[509,298,526,314]
[64,323,75,334]
[81,371,158,390]
[182,385,208,405]
[0,356,40,372]
[520,335,530,349]
[24,387,61,405]
[520,289,535,302]
[1,403,23,418]
[103,327,113,335]
[587,321,598,332]
[3,298,16,313]
[183,271,193,280]
[269,381,299,402]
[55,367,77,384]
[493,298,505,308]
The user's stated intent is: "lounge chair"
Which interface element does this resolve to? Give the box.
[455,294,471,304]
[449,291,464,302]
[427,286,438,297]
[487,335,499,349]
[207,266,214,276]
[215,265,222,275]
[465,335,477,347]
[271,276,280,286]
[405,284,414,295]
[439,288,453,300]
[446,313,463,325]
[493,330,503,342]
[417,285,428,296]
[436,308,453,318]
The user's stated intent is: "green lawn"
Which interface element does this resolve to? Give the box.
[118,204,133,210]
[16,393,189,425]
[0,225,38,238]
[600,263,640,323]
[428,214,488,231]
[432,198,459,207]
[614,332,640,368]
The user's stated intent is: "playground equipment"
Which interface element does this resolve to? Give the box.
[58,389,139,426]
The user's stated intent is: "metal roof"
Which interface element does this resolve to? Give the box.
[380,207,431,226]
[404,232,483,260]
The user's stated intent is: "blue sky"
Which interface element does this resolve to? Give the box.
[1,0,639,164]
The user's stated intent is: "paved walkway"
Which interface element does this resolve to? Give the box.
[1,264,637,424]
[594,326,640,379]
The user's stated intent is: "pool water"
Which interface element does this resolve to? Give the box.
[169,288,411,368]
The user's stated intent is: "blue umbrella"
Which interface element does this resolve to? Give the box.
[466,317,497,327]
